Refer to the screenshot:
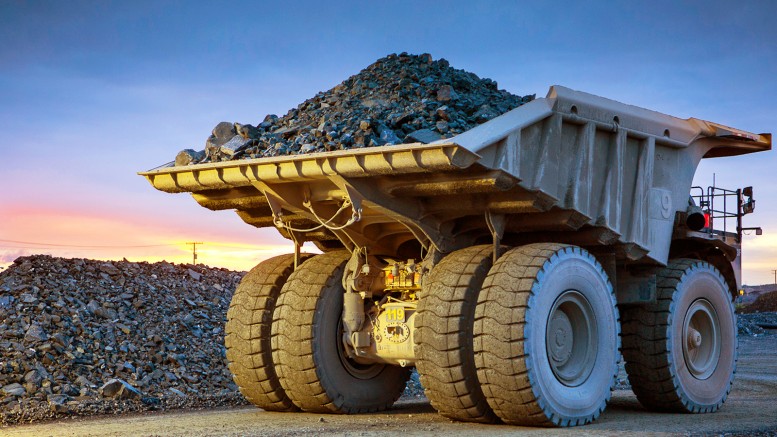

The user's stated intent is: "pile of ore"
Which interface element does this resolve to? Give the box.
[175,52,535,165]
[737,299,777,337]
[0,255,245,425]
[740,290,777,313]
[0,255,427,425]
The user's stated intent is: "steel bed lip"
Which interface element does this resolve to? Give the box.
[139,142,479,175]
[139,142,484,194]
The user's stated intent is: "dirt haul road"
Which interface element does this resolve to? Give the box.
[4,335,777,436]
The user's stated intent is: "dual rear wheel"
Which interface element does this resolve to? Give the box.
[224,253,312,412]
[225,251,409,414]
[271,250,410,413]
[415,243,620,426]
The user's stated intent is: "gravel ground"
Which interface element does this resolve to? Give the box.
[738,312,777,336]
[5,335,777,436]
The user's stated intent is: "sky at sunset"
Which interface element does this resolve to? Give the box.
[1,1,776,282]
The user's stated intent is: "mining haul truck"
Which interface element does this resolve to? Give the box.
[140,86,771,427]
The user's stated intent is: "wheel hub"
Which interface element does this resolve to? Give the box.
[549,312,574,365]
[687,327,702,349]
[337,320,384,380]
[545,290,597,387]
[682,298,721,380]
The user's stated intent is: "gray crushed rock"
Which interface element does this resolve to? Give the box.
[0,255,246,425]
[0,255,428,425]
[737,312,777,337]
[176,52,535,164]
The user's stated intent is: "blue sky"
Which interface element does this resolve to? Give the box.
[1,0,775,282]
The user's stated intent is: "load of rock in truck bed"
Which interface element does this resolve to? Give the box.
[175,52,535,165]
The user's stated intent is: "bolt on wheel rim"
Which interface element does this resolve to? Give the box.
[683,298,721,380]
[546,290,598,387]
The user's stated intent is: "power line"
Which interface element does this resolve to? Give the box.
[191,243,283,250]
[0,238,288,252]
[0,238,173,249]
[0,245,141,251]
[0,244,286,254]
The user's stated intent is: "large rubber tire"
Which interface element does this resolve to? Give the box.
[474,243,620,427]
[621,259,737,413]
[414,245,499,423]
[225,253,314,411]
[272,250,411,413]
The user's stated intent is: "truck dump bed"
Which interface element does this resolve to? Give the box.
[140,86,770,265]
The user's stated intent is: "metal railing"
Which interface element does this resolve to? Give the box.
[690,186,744,242]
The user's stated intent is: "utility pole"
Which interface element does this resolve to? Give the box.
[772,269,777,285]
[187,242,203,265]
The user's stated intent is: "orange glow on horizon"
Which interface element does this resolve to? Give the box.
[0,244,316,272]
[0,203,317,272]
[1,202,773,284]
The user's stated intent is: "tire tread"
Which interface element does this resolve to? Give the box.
[415,245,499,423]
[473,243,620,427]
[225,253,313,412]
[621,258,737,413]
[272,250,409,414]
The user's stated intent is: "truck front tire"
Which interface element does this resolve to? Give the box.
[621,259,737,413]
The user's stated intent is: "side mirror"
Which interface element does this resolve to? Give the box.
[741,186,755,215]
[743,199,755,215]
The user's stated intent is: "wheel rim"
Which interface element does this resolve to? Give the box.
[545,290,598,387]
[336,319,384,380]
[682,298,721,380]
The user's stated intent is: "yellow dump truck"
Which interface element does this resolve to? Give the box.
[140,86,771,427]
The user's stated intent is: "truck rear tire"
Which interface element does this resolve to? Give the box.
[225,253,313,412]
[272,250,411,413]
[474,243,619,427]
[621,259,737,413]
[414,245,498,423]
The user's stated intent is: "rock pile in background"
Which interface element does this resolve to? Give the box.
[0,255,426,425]
[0,255,245,425]
[737,290,777,336]
[177,52,535,164]
[739,290,777,313]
